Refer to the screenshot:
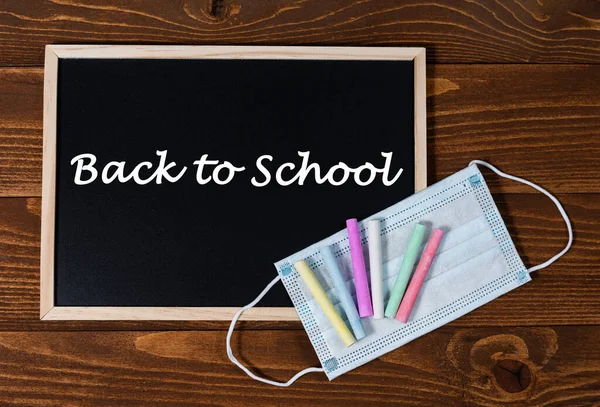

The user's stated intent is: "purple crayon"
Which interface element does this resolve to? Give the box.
[346,218,374,317]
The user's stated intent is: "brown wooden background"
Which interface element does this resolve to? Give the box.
[0,1,599,405]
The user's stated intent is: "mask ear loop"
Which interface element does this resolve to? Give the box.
[226,274,325,387]
[470,160,573,272]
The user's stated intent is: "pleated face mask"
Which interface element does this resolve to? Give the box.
[226,161,572,386]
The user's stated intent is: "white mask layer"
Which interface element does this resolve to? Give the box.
[227,161,572,386]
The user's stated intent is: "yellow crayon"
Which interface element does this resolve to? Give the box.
[294,260,356,347]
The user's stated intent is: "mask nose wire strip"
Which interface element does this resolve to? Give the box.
[226,274,325,387]
[469,160,573,273]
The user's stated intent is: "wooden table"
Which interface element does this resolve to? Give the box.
[1,1,599,405]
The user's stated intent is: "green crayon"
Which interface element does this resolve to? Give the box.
[384,223,426,318]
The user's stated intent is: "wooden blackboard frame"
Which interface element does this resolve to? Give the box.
[41,45,426,320]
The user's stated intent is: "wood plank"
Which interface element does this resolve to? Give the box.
[0,68,42,197]
[0,192,596,330]
[429,64,600,194]
[0,327,598,405]
[0,1,599,65]
[1,64,599,197]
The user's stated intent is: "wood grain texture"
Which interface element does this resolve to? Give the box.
[0,68,42,197]
[0,327,598,405]
[0,192,595,331]
[1,64,599,197]
[0,0,599,66]
[428,64,600,193]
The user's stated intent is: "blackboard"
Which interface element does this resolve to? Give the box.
[41,46,426,320]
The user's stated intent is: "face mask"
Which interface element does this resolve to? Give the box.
[226,160,572,386]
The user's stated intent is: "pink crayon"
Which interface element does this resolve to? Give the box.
[346,218,374,317]
[395,228,444,323]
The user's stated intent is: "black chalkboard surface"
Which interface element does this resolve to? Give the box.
[41,46,426,320]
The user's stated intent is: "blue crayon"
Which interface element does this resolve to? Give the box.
[320,246,366,340]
